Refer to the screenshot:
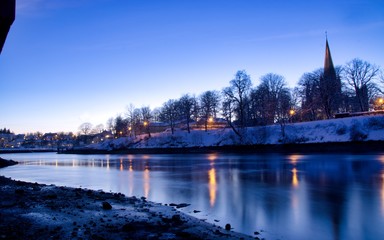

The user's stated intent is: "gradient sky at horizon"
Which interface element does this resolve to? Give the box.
[1,0,383,134]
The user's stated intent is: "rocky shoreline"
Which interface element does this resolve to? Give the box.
[0,158,256,240]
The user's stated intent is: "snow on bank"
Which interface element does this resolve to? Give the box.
[88,115,384,150]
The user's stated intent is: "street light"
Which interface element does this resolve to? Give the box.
[289,109,295,123]
[375,97,384,110]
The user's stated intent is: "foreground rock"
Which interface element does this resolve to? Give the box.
[0,176,254,240]
[0,157,18,168]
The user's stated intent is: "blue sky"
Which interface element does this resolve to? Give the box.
[1,0,383,134]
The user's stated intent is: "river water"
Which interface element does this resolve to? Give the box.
[1,152,384,239]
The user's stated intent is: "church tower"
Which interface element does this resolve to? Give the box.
[320,35,342,118]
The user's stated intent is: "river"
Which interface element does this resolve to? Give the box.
[1,152,384,239]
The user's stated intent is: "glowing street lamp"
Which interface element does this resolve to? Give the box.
[374,97,384,110]
[143,121,151,137]
[289,109,295,123]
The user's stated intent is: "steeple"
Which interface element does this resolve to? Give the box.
[320,34,342,118]
[324,34,336,78]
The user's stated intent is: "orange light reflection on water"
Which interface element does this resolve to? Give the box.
[208,167,217,207]
[288,154,302,164]
[129,159,133,172]
[208,153,218,161]
[127,157,134,196]
[106,155,110,170]
[381,172,384,215]
[144,167,150,198]
[207,153,218,206]
[292,168,299,188]
[119,158,123,171]
[379,155,384,164]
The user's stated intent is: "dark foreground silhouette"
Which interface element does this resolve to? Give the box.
[0,174,254,240]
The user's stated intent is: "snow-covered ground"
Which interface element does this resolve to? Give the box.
[88,115,384,150]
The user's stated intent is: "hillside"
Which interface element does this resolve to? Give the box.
[85,115,384,152]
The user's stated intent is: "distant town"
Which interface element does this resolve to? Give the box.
[0,129,107,150]
[0,118,228,151]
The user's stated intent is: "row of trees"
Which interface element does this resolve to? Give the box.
[0,128,12,134]
[80,58,383,138]
[297,58,382,121]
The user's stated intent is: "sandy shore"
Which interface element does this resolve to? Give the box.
[0,159,257,240]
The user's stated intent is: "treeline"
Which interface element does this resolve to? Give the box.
[0,128,12,134]
[80,58,383,137]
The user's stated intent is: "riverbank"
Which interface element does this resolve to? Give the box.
[0,149,56,154]
[63,115,384,154]
[0,157,18,167]
[0,174,256,240]
[60,140,384,155]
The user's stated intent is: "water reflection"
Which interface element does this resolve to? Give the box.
[144,167,150,198]
[208,167,217,207]
[128,158,133,172]
[2,152,384,239]
[119,158,123,171]
[106,155,110,170]
[381,172,384,215]
[207,153,218,207]
[292,167,299,188]
[288,154,301,164]
[127,157,134,196]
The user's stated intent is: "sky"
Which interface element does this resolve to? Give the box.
[1,0,383,134]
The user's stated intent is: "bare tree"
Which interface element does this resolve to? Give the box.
[159,99,179,134]
[222,70,252,128]
[78,122,93,135]
[296,70,322,121]
[92,124,104,134]
[199,90,220,131]
[125,104,135,135]
[140,106,152,138]
[152,107,162,122]
[125,104,142,136]
[114,115,128,137]
[106,118,115,134]
[257,73,289,124]
[275,88,292,139]
[380,70,384,94]
[344,58,380,112]
[179,94,197,133]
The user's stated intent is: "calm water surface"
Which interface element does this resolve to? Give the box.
[1,152,384,240]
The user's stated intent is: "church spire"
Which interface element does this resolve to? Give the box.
[324,34,335,77]
[320,34,341,118]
